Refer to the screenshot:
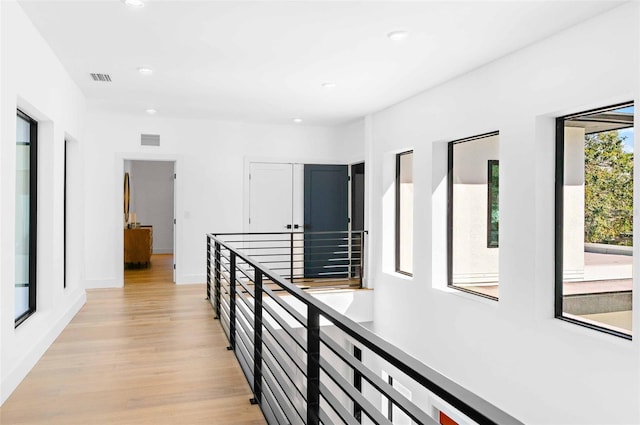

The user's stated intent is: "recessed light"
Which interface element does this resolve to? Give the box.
[387,30,409,41]
[123,0,144,8]
[146,108,157,115]
[321,82,337,89]
[293,118,303,124]
[138,67,153,75]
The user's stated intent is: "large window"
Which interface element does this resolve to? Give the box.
[448,132,499,299]
[15,110,37,326]
[556,102,634,338]
[396,151,413,275]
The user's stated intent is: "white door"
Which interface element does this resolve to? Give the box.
[249,162,293,232]
[249,162,303,279]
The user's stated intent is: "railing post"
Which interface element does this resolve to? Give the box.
[353,346,362,423]
[214,241,221,319]
[206,235,212,301]
[290,232,294,283]
[227,252,236,351]
[250,269,263,405]
[307,304,321,425]
[358,231,365,288]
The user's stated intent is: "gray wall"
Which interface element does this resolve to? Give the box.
[130,161,174,254]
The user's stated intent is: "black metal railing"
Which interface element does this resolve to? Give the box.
[206,232,522,425]
[209,231,366,289]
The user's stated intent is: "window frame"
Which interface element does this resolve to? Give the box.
[447,131,499,300]
[395,150,414,276]
[15,109,38,327]
[555,101,634,340]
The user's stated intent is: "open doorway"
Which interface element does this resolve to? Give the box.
[351,162,365,232]
[123,160,176,285]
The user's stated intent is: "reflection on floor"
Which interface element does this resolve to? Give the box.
[125,253,173,285]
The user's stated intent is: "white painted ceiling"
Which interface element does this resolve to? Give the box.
[19,0,623,126]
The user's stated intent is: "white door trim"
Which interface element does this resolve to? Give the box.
[116,152,181,285]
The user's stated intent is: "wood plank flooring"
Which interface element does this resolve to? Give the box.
[0,254,266,425]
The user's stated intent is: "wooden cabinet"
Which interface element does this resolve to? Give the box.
[124,226,153,267]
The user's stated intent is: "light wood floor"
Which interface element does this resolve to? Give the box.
[0,254,266,425]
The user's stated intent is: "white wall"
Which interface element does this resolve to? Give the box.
[129,160,174,254]
[0,1,86,405]
[83,110,354,287]
[336,118,366,164]
[367,3,639,424]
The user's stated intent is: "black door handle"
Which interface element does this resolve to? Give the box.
[293,224,300,229]
[286,224,292,229]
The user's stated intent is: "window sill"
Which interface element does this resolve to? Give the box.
[384,271,414,281]
[436,285,499,306]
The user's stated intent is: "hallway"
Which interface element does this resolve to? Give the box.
[0,255,265,425]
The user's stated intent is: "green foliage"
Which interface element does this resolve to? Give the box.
[584,130,633,245]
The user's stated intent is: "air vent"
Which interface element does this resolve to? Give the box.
[141,134,160,146]
[90,73,112,82]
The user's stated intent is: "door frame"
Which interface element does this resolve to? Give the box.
[243,156,346,234]
[350,161,365,232]
[242,156,368,285]
[116,153,181,285]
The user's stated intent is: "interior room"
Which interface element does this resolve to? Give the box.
[123,159,175,284]
[0,1,639,424]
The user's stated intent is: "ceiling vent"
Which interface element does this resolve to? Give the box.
[90,73,112,82]
[141,134,160,146]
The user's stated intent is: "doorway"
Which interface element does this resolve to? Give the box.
[123,160,176,284]
[351,162,365,232]
[351,162,365,277]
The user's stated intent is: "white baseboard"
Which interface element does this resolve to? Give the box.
[1,289,86,406]
[176,274,206,285]
[84,278,122,289]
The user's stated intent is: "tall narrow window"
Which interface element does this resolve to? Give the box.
[64,139,68,289]
[487,160,499,248]
[15,110,37,326]
[396,151,413,275]
[448,132,499,299]
[556,102,634,338]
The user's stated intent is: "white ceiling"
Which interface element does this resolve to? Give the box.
[19,0,623,126]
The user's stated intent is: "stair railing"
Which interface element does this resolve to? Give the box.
[206,231,522,425]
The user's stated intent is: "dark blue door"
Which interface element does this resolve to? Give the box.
[304,165,349,278]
